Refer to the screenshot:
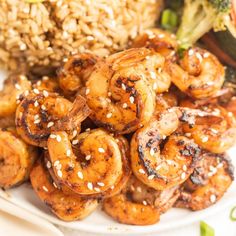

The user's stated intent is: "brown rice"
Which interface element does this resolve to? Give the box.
[0,0,163,74]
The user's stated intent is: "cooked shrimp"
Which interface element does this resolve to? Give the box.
[166,48,225,99]
[0,74,31,117]
[85,48,171,134]
[175,152,234,211]
[131,28,178,60]
[47,129,124,196]
[30,160,98,221]
[16,92,90,147]
[102,175,180,225]
[0,129,38,189]
[131,109,202,190]
[181,100,236,153]
[58,53,99,95]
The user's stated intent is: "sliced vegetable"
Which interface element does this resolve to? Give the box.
[230,206,236,221]
[200,221,215,236]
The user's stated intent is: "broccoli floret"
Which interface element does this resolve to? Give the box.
[177,0,231,46]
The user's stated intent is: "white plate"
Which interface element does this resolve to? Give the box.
[0,71,235,235]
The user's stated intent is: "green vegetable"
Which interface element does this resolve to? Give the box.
[177,0,231,46]
[200,221,215,236]
[25,0,44,3]
[161,9,178,30]
[230,206,236,221]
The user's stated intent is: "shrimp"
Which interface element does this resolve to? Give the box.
[0,74,31,117]
[85,48,171,134]
[15,92,90,147]
[175,152,234,211]
[130,109,202,190]
[0,128,38,189]
[181,100,236,153]
[131,28,178,60]
[58,53,100,95]
[47,129,125,196]
[102,175,180,225]
[30,160,98,221]
[166,47,225,99]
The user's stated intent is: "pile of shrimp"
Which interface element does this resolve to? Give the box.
[0,28,235,225]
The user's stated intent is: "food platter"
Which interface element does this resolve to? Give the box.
[0,146,235,235]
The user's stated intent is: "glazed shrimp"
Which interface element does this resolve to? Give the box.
[131,109,202,190]
[30,160,98,221]
[102,175,179,225]
[0,74,31,117]
[16,92,90,147]
[46,135,131,198]
[58,53,99,95]
[131,29,178,60]
[175,152,234,211]
[47,129,125,196]
[181,100,236,153]
[166,48,225,99]
[86,48,171,134]
[0,128,38,189]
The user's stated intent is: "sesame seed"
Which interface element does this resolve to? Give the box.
[57,170,62,178]
[24,90,29,96]
[34,119,40,124]
[16,95,20,100]
[137,187,142,193]
[217,163,223,169]
[50,134,57,139]
[153,82,157,90]
[228,112,233,117]
[196,52,202,62]
[86,35,94,41]
[121,83,126,90]
[150,148,155,156]
[211,129,218,134]
[158,34,164,38]
[148,175,155,180]
[94,187,100,192]
[129,96,134,104]
[210,194,216,203]
[20,75,27,80]
[33,88,40,94]
[47,121,54,128]
[15,83,21,90]
[85,88,90,95]
[185,133,191,137]
[158,68,162,73]
[34,114,39,120]
[156,165,162,171]
[108,92,112,97]
[87,182,93,190]
[181,172,186,180]
[130,185,135,191]
[46,161,51,169]
[145,56,150,60]
[97,182,104,187]
[36,81,42,86]
[143,200,147,206]
[98,147,105,153]
[72,139,79,145]
[182,165,187,171]
[34,101,39,107]
[66,149,71,157]
[41,105,46,110]
[77,171,83,179]
[56,135,62,142]
[201,136,208,143]
[203,52,209,58]
[53,182,58,188]
[188,49,194,56]
[166,160,173,165]
[106,113,112,118]
[43,90,49,97]
[54,160,60,167]
[72,130,77,138]
[55,163,62,170]
[122,103,128,109]
[85,128,91,132]
[42,186,48,192]
[110,185,114,190]
[42,76,49,81]
[85,155,91,161]
[139,169,145,174]
[150,71,156,79]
